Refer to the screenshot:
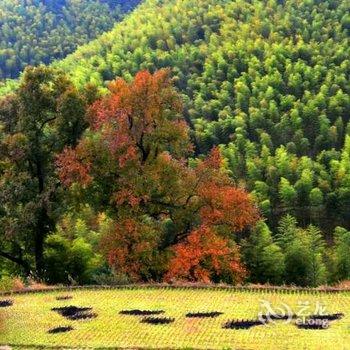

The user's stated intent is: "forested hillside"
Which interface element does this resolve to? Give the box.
[53,0,350,232]
[1,0,350,288]
[0,0,141,79]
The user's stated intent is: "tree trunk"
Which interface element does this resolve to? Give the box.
[34,229,44,278]
[34,204,53,279]
[34,158,48,279]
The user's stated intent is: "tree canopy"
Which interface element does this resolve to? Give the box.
[5,0,345,233]
[0,66,93,277]
[57,70,258,282]
[0,0,141,79]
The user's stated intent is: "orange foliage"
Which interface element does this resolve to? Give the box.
[89,69,190,166]
[165,148,258,283]
[165,225,246,283]
[100,218,160,280]
[56,146,92,187]
[198,184,258,231]
[57,70,259,284]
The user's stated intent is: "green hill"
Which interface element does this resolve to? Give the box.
[2,0,350,231]
[0,0,142,79]
[59,0,350,231]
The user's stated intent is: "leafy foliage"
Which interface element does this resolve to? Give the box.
[242,221,285,285]
[38,0,349,233]
[243,216,329,287]
[57,70,258,282]
[0,0,141,79]
[332,227,350,281]
[0,66,93,277]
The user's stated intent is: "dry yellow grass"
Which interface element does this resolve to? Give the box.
[0,287,349,349]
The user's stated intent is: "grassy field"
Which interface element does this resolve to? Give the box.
[0,286,349,349]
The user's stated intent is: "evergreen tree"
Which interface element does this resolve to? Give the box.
[243,221,285,285]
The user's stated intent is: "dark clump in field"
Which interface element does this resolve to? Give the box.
[67,311,97,320]
[120,309,165,316]
[223,319,265,329]
[141,317,175,325]
[52,306,92,317]
[56,295,73,301]
[308,313,344,321]
[52,305,96,320]
[0,300,13,308]
[296,319,330,330]
[48,326,74,334]
[186,311,223,318]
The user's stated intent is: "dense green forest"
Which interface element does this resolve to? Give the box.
[54,0,349,232]
[1,0,350,288]
[0,0,141,79]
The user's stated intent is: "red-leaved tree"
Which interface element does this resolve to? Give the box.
[57,69,258,283]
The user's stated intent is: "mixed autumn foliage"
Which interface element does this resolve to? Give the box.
[26,0,347,236]
[1,66,350,287]
[2,66,350,287]
[57,70,258,282]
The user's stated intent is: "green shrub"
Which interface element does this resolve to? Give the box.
[276,216,328,287]
[0,275,24,291]
[43,234,102,285]
[333,227,350,281]
[243,221,285,285]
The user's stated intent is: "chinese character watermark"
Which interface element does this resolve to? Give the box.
[258,299,330,328]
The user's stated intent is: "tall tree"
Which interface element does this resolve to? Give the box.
[57,70,259,283]
[0,66,89,277]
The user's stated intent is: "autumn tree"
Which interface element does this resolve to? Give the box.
[0,66,91,277]
[57,69,258,283]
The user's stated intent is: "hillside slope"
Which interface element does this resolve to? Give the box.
[3,0,350,230]
[0,0,142,79]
